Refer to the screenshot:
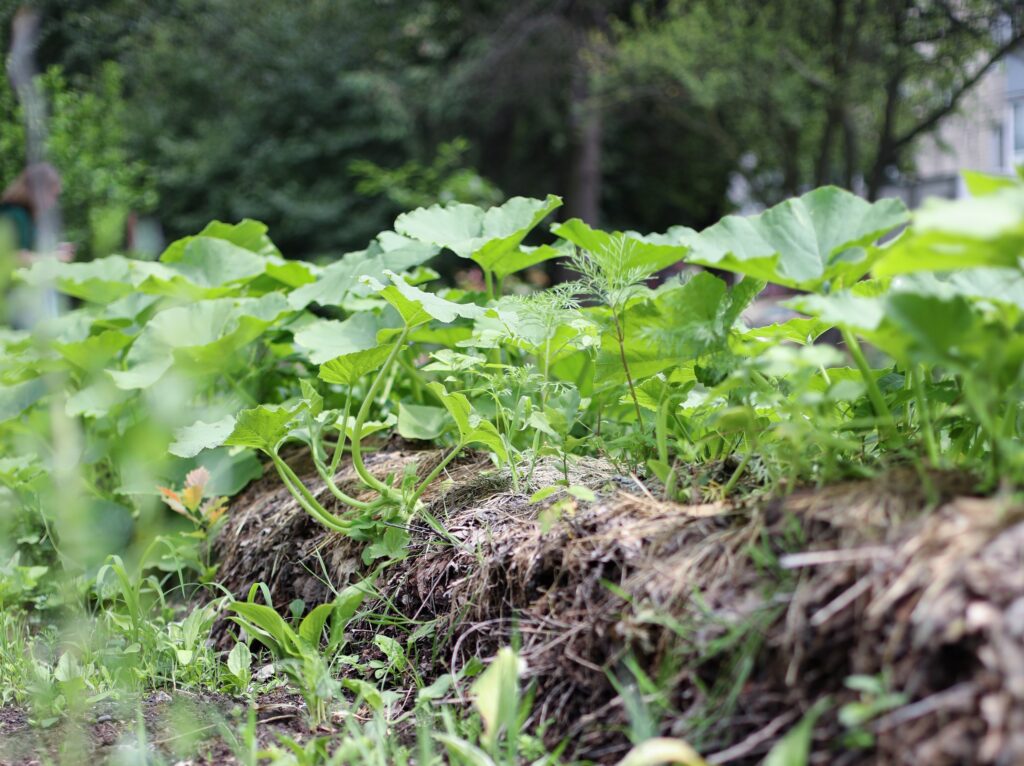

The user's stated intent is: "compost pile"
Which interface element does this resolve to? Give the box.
[213,446,1022,765]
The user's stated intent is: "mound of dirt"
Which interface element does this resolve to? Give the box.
[215,448,1023,765]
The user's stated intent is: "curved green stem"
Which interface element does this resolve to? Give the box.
[841,328,895,437]
[311,456,380,512]
[722,442,752,496]
[350,328,409,501]
[408,444,463,508]
[270,453,355,533]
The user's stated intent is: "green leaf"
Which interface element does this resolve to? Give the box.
[684,186,908,291]
[395,195,562,276]
[434,734,498,766]
[228,601,299,657]
[160,219,281,262]
[491,242,570,281]
[160,219,316,288]
[18,255,138,303]
[293,311,400,365]
[227,642,252,680]
[169,415,237,458]
[225,403,305,452]
[53,330,133,372]
[288,231,438,310]
[373,634,407,671]
[873,186,1024,276]
[109,294,290,389]
[342,678,385,711]
[891,268,1024,311]
[529,485,561,503]
[297,602,335,646]
[137,237,267,298]
[425,382,507,460]
[615,738,708,766]
[318,345,394,386]
[962,170,1019,197]
[597,274,762,383]
[0,379,46,423]
[397,403,449,441]
[553,218,691,274]
[369,271,485,327]
[471,647,521,752]
[299,380,323,417]
[785,291,886,332]
[763,699,829,766]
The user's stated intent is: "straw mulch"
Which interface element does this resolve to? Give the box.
[214,448,1022,764]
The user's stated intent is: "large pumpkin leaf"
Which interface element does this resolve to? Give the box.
[553,218,692,274]
[397,403,449,441]
[224,402,306,452]
[54,330,134,372]
[366,271,486,328]
[293,311,401,365]
[890,268,1024,311]
[873,186,1024,276]
[160,219,281,262]
[597,273,763,383]
[395,195,562,277]
[136,237,268,299]
[318,345,394,386]
[681,186,908,291]
[18,255,138,303]
[0,378,47,423]
[109,294,290,389]
[288,232,438,310]
[169,415,237,458]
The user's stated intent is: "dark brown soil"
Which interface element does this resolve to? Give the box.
[0,689,313,766]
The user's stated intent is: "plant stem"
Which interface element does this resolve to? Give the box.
[841,327,895,438]
[329,388,352,475]
[408,444,463,508]
[350,328,409,501]
[270,453,353,533]
[722,445,752,496]
[611,307,644,425]
[483,268,495,302]
[910,365,940,466]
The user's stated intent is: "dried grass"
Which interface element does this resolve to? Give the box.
[214,452,1023,764]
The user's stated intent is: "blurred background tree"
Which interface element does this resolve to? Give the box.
[1,0,1021,258]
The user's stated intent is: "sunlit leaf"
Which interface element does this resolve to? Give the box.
[682,186,908,291]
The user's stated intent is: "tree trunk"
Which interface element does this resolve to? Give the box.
[567,49,603,225]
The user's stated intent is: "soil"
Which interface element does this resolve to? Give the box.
[0,688,312,766]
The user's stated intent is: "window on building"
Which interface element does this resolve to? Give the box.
[1015,100,1024,161]
[993,124,1005,170]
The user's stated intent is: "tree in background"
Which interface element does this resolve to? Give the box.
[5,0,1020,260]
[615,0,1024,202]
[0,61,156,259]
